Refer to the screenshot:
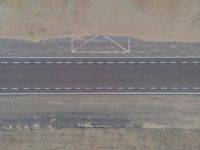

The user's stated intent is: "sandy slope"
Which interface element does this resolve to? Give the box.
[0,0,200,42]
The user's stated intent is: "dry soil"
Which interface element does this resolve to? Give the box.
[0,0,200,42]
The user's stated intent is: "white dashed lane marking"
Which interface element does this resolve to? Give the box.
[24,62,31,64]
[169,61,177,64]
[159,61,167,64]
[128,87,135,90]
[56,62,63,64]
[128,62,135,64]
[96,87,103,90]
[0,86,200,92]
[138,61,146,64]
[65,62,72,64]
[107,62,114,64]
[192,61,199,64]
[11,88,19,90]
[181,61,188,64]
[150,87,157,90]
[12,61,20,64]
[193,87,200,90]
[118,62,126,64]
[97,62,104,64]
[87,61,94,64]
[0,60,199,65]
[1,61,8,64]
[181,87,189,90]
[46,62,53,64]
[64,87,72,90]
[171,87,179,90]
[106,87,113,90]
[34,62,41,64]
[138,87,146,90]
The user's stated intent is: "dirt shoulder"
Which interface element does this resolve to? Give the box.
[0,95,200,150]
[0,95,199,129]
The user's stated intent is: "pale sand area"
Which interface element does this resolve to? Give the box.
[0,0,200,42]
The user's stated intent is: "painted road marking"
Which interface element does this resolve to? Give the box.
[12,61,20,64]
[96,87,103,90]
[170,61,176,64]
[149,61,157,64]
[118,62,126,64]
[1,86,200,94]
[85,87,92,90]
[181,87,189,90]
[160,61,167,64]
[11,88,19,90]
[87,61,94,64]
[64,87,72,90]
[0,60,199,65]
[171,87,179,90]
[128,62,135,64]
[138,61,146,64]
[65,62,72,64]
[56,62,63,64]
[181,61,188,64]
[46,62,53,64]
[193,87,200,90]
[107,62,114,64]
[128,87,135,90]
[106,87,113,90]
[192,61,199,64]
[139,87,146,90]
[24,62,31,64]
[34,62,41,64]
[1,61,8,64]
[161,87,168,90]
[97,61,104,64]
[117,87,125,90]
[23,87,31,90]
[150,87,157,90]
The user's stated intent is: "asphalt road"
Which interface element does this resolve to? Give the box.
[0,57,200,94]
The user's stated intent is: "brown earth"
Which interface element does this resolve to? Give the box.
[0,0,200,42]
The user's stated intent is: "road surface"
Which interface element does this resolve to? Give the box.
[0,57,200,94]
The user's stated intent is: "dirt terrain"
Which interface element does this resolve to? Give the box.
[0,0,200,42]
[0,95,199,150]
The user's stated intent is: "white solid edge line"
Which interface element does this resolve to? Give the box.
[0,92,200,95]
[0,56,200,59]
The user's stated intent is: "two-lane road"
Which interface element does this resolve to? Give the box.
[0,57,200,94]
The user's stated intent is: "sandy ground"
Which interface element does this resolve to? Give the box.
[0,129,199,150]
[0,0,200,42]
[0,95,200,150]
[0,95,199,129]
